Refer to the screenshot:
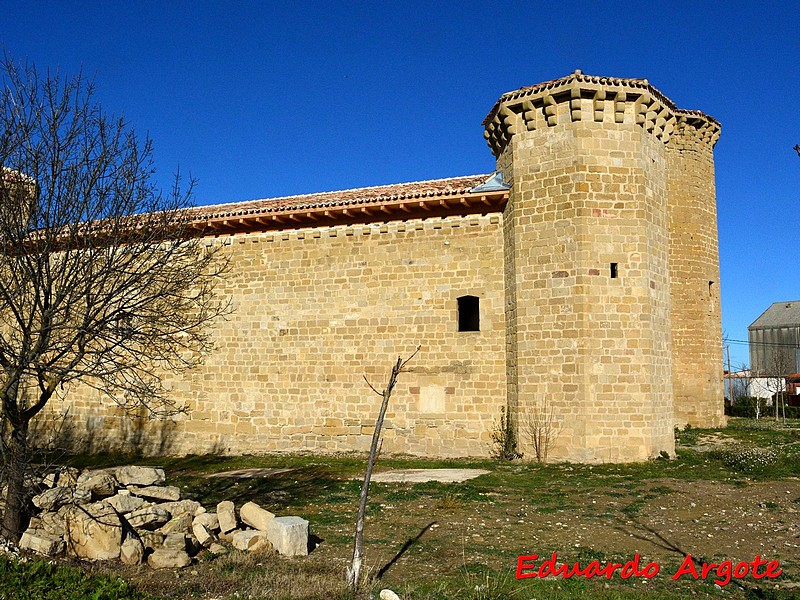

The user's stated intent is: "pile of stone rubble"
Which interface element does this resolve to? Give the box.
[16,465,309,569]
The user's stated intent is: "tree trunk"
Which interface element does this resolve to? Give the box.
[1,420,29,541]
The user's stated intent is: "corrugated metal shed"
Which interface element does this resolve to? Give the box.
[749,301,800,376]
[749,301,800,328]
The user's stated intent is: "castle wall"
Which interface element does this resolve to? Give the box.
[53,215,508,457]
[496,96,674,462]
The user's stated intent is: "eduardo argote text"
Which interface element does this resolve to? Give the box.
[516,553,782,587]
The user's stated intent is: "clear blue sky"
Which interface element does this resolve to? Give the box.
[2,1,798,369]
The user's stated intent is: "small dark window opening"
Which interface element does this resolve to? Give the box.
[708,280,714,298]
[457,295,480,332]
[610,263,618,279]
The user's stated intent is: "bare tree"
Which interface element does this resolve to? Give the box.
[521,398,560,463]
[0,59,228,539]
[347,347,419,592]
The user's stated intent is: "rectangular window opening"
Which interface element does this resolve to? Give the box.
[610,263,618,279]
[457,295,480,332]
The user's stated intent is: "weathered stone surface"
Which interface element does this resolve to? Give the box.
[19,530,65,556]
[39,511,66,537]
[76,471,118,499]
[65,501,123,561]
[231,530,268,551]
[216,501,237,533]
[266,516,309,556]
[120,537,144,565]
[380,590,401,600]
[147,549,191,569]
[114,466,166,487]
[138,530,164,550]
[106,493,147,514]
[128,485,181,502]
[56,467,80,488]
[158,499,202,518]
[218,528,238,542]
[32,487,73,511]
[76,469,113,486]
[159,512,193,535]
[192,522,215,547]
[72,488,92,505]
[126,506,170,530]
[162,533,187,551]
[193,512,219,532]
[239,501,274,532]
[208,542,227,555]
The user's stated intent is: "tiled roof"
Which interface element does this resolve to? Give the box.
[188,174,491,220]
[185,174,507,234]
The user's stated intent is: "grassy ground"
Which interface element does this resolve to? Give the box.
[6,417,800,599]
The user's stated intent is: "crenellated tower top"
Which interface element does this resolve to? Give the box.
[483,70,720,157]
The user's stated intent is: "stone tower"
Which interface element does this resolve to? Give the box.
[483,71,723,462]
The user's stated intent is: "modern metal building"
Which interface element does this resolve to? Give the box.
[748,301,800,376]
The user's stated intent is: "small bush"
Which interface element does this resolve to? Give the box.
[490,407,522,461]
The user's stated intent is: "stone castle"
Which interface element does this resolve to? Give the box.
[62,71,724,463]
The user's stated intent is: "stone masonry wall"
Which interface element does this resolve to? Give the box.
[496,93,675,463]
[52,215,508,457]
[667,118,725,427]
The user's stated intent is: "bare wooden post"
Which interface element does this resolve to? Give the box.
[347,347,419,591]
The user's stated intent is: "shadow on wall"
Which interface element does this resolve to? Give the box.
[27,408,179,458]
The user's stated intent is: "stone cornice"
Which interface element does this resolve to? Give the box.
[483,71,720,157]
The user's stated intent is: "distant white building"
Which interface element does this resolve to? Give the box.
[724,369,780,401]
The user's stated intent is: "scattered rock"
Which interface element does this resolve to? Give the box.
[192,522,216,547]
[65,501,123,561]
[19,530,65,556]
[127,505,170,531]
[39,511,66,537]
[128,485,181,502]
[216,501,237,533]
[240,501,275,531]
[147,548,191,569]
[159,512,193,535]
[193,512,219,532]
[162,533,187,551]
[76,471,118,499]
[120,537,144,565]
[138,530,164,551]
[106,493,147,514]
[158,500,203,517]
[231,530,269,551]
[32,487,73,511]
[208,542,227,555]
[115,466,166,487]
[266,516,309,557]
[380,590,401,600]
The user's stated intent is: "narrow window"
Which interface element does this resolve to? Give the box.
[610,263,618,279]
[457,295,480,332]
[708,280,714,298]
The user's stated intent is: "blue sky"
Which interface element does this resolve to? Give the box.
[2,1,798,368]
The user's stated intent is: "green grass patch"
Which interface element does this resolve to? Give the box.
[0,556,153,600]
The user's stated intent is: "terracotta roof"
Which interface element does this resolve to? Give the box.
[189,174,490,220]
[186,174,508,234]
